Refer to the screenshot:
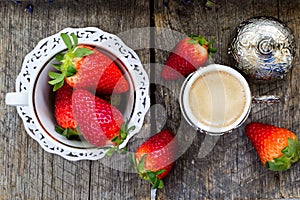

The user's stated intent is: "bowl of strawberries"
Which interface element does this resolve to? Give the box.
[7,27,150,160]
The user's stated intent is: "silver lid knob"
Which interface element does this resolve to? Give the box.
[229,17,295,81]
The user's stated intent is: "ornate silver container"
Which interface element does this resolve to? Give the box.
[229,17,295,81]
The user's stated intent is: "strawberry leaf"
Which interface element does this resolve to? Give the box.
[199,37,209,46]
[150,173,162,189]
[209,47,217,53]
[158,180,164,189]
[111,135,119,142]
[189,34,207,45]
[105,122,135,157]
[48,71,63,79]
[130,153,166,189]
[55,53,65,62]
[64,128,80,140]
[52,63,62,71]
[55,125,81,140]
[73,47,94,58]
[286,138,297,156]
[105,147,116,157]
[48,73,64,85]
[266,159,290,171]
[149,174,164,189]
[188,34,217,56]
[130,153,138,171]
[115,138,122,145]
[187,39,198,44]
[49,33,96,91]
[147,171,157,185]
[61,33,73,51]
[152,177,164,189]
[208,38,217,55]
[208,38,215,45]
[266,138,300,171]
[154,169,165,176]
[55,125,65,134]
[65,65,77,77]
[120,131,127,140]
[138,154,147,173]
[71,33,78,47]
[53,80,65,91]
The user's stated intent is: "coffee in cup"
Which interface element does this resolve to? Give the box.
[180,64,252,134]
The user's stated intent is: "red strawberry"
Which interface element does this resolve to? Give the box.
[245,122,300,171]
[48,33,129,94]
[72,89,125,147]
[54,83,76,129]
[131,130,177,189]
[54,83,80,140]
[161,35,216,80]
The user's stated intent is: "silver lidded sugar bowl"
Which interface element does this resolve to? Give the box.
[229,16,295,81]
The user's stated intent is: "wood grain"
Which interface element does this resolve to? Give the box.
[2,0,300,199]
[153,0,300,199]
[0,1,150,200]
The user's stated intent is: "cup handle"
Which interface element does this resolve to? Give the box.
[252,95,281,104]
[5,92,29,106]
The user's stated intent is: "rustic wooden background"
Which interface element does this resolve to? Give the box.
[1,0,300,199]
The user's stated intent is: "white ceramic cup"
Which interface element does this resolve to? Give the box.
[5,48,135,149]
[179,64,252,135]
[5,28,150,161]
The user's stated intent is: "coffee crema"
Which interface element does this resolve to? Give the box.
[188,70,246,129]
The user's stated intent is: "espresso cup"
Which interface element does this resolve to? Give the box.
[179,64,252,135]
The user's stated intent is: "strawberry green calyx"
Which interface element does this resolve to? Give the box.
[55,125,81,141]
[48,33,94,91]
[130,154,165,189]
[188,34,217,56]
[266,138,300,171]
[105,122,136,156]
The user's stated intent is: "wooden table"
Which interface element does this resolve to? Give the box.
[1,0,300,199]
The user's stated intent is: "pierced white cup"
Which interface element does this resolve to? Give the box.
[5,27,150,161]
[180,64,254,135]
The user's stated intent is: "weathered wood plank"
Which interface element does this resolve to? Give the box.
[0,1,150,200]
[2,0,300,200]
[153,0,300,199]
[278,0,300,198]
